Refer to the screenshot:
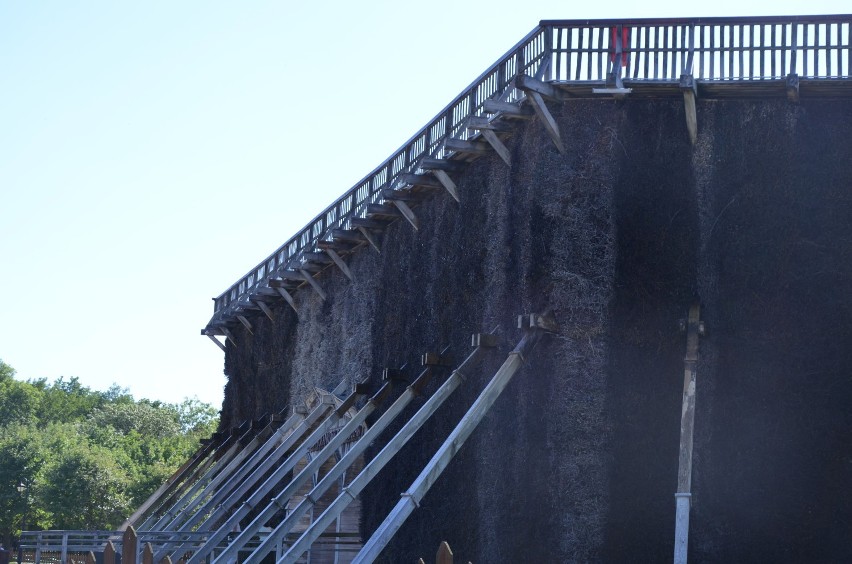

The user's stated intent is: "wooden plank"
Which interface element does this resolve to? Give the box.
[480,129,512,166]
[419,158,467,172]
[325,249,354,281]
[432,169,460,202]
[350,217,387,230]
[436,542,453,564]
[303,252,332,264]
[680,74,698,145]
[142,543,154,564]
[298,269,327,301]
[444,138,490,155]
[515,73,561,99]
[331,228,365,242]
[526,90,566,153]
[255,300,274,321]
[275,287,298,313]
[220,326,237,347]
[483,99,534,118]
[392,200,420,231]
[467,116,514,132]
[381,188,422,202]
[207,334,226,352]
[236,315,254,335]
[358,227,381,252]
[786,73,800,103]
[122,527,137,564]
[104,542,116,564]
[366,203,400,217]
[399,173,444,189]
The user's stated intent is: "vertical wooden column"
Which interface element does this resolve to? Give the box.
[103,542,116,564]
[122,527,137,564]
[674,303,702,564]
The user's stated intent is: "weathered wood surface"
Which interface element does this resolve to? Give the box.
[121,527,137,564]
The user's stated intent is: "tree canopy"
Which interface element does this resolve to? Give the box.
[0,359,218,544]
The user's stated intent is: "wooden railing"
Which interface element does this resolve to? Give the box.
[207,15,851,328]
[544,15,852,82]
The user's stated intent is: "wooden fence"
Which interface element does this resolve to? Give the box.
[417,541,471,564]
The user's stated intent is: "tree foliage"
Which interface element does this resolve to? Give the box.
[0,359,218,543]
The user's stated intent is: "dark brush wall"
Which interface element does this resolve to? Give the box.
[220,97,852,562]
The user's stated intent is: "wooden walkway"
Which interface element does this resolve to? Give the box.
[203,15,852,342]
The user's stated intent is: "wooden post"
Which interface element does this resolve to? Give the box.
[85,552,95,564]
[680,74,698,145]
[674,303,702,564]
[436,541,453,564]
[160,557,172,564]
[122,526,137,564]
[142,543,153,564]
[103,542,115,564]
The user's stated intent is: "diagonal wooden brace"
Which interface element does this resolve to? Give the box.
[680,74,698,145]
[298,269,327,301]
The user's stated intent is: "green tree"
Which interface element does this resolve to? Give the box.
[42,441,131,529]
[0,360,219,539]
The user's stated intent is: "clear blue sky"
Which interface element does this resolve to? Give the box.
[1,1,847,408]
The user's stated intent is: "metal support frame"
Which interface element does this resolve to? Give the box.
[673,303,703,564]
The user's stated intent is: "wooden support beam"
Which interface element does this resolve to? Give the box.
[325,248,353,281]
[236,315,254,335]
[432,169,460,202]
[786,73,800,103]
[467,116,514,133]
[525,90,565,154]
[255,300,274,321]
[303,252,332,264]
[421,353,453,367]
[399,173,444,189]
[220,326,237,346]
[206,333,226,352]
[392,200,420,230]
[275,287,298,313]
[366,203,400,217]
[381,188,421,202]
[298,268,327,301]
[483,99,534,118]
[350,217,387,230]
[471,333,498,348]
[358,226,381,252]
[515,74,561,100]
[679,74,698,146]
[480,129,512,166]
[591,87,632,96]
[331,228,365,242]
[419,158,467,172]
[444,138,490,155]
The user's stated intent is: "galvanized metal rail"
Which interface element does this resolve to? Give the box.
[203,15,851,337]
